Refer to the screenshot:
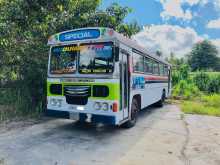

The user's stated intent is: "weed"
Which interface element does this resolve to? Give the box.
[181,96,220,117]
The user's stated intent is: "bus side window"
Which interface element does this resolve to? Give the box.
[164,65,168,76]
[159,63,164,76]
[133,51,144,72]
[150,59,154,74]
[153,61,159,75]
[144,57,153,74]
[115,46,120,62]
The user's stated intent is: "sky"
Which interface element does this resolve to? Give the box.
[100,0,220,58]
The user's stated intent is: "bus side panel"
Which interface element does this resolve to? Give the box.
[130,73,169,109]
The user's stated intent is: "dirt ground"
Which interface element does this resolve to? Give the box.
[0,104,220,165]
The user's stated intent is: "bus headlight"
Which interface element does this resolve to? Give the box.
[94,102,101,110]
[50,98,62,107]
[50,99,57,106]
[56,99,62,107]
[102,103,108,111]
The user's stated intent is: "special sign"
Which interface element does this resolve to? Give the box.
[59,29,100,42]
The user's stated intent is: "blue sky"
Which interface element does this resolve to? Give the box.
[101,0,164,26]
[100,0,220,57]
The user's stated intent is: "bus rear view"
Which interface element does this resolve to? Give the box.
[47,27,171,128]
[47,28,121,126]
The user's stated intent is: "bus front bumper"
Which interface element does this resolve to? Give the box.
[46,109,116,125]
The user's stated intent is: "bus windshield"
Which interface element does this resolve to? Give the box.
[50,44,78,74]
[49,42,114,74]
[79,42,114,74]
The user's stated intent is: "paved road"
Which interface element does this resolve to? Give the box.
[0,105,220,165]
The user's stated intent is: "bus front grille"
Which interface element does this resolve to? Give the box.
[64,86,91,105]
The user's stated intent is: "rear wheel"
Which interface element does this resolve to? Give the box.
[121,99,139,128]
[155,90,166,107]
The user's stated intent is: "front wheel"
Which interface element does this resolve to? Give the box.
[121,99,139,128]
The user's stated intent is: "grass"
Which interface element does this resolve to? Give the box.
[190,72,220,77]
[180,94,220,117]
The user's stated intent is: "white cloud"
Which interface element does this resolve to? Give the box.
[211,39,220,54]
[213,0,220,10]
[159,0,192,20]
[207,18,220,29]
[133,25,220,58]
[132,25,203,58]
[158,0,209,20]
[182,0,208,6]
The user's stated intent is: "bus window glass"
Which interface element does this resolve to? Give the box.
[144,57,153,73]
[153,61,159,75]
[79,42,114,74]
[133,52,144,72]
[50,45,77,74]
[159,63,164,76]
[164,65,168,76]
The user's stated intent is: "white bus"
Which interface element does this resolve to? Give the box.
[47,27,171,128]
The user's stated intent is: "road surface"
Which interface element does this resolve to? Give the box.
[0,104,220,165]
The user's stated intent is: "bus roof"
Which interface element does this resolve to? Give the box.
[48,27,171,66]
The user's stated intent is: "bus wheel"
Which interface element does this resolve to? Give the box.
[121,99,139,128]
[155,91,166,107]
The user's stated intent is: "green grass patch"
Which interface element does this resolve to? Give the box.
[190,72,220,77]
[181,94,220,117]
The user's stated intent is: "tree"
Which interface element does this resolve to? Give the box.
[87,3,140,37]
[165,52,186,70]
[188,40,220,71]
[156,50,162,57]
[0,0,141,112]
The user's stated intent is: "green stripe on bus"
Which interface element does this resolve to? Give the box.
[47,82,120,101]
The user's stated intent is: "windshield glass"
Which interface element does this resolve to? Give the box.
[50,45,78,74]
[79,42,114,74]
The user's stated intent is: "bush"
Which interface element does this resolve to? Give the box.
[172,80,201,99]
[172,64,190,86]
[207,75,220,93]
[193,72,210,91]
[193,72,220,93]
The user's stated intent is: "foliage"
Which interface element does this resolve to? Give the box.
[193,72,210,92]
[181,94,220,117]
[188,40,220,71]
[172,80,201,99]
[172,64,190,86]
[192,72,220,93]
[0,87,42,121]
[207,75,220,93]
[171,63,202,99]
[165,52,186,69]
[181,101,220,117]
[0,0,141,120]
[0,88,17,105]
[202,94,220,107]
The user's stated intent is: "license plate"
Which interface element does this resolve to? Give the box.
[69,112,79,120]
[69,105,84,111]
[69,105,77,110]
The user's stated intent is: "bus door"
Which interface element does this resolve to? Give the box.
[120,50,129,119]
[168,69,171,95]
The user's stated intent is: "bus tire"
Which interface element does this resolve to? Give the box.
[155,90,166,107]
[121,99,139,128]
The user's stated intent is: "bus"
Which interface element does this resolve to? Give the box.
[47,27,171,128]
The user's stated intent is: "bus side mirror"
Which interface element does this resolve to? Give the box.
[115,47,119,62]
